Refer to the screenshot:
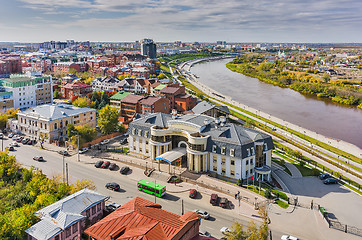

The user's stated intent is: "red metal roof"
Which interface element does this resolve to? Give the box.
[85,197,199,240]
[62,82,91,89]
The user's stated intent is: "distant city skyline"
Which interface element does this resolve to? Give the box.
[1,0,361,43]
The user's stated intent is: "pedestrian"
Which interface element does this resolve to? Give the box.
[235,193,237,199]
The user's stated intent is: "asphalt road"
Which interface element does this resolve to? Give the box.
[2,137,281,239]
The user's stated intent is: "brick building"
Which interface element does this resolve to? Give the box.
[61,82,92,99]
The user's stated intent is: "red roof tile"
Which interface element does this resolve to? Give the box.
[85,197,199,240]
[121,94,144,104]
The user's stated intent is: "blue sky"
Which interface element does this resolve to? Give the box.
[0,0,361,43]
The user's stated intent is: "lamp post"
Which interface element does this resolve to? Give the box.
[77,135,80,162]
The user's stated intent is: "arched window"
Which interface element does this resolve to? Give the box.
[54,123,57,129]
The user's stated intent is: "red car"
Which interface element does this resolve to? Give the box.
[189,189,197,199]
[101,161,110,168]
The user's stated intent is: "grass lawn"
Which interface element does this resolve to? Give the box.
[272,157,292,176]
[293,164,320,177]
[275,200,289,209]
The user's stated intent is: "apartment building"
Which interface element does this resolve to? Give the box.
[0,89,13,112]
[0,73,53,109]
[60,82,92,99]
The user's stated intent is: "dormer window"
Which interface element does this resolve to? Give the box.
[212,145,217,153]
[230,148,235,157]
[247,149,251,157]
[251,147,255,155]
[221,147,226,155]
[132,128,136,135]
[264,143,268,151]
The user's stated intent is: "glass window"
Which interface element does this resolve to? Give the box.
[212,145,217,153]
[92,206,96,215]
[230,148,235,157]
[72,223,78,234]
[231,160,235,165]
[97,203,101,212]
[221,147,226,155]
[65,227,71,238]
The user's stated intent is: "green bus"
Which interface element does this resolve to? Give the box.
[137,179,166,197]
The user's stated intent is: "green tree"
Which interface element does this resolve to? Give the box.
[101,91,109,104]
[94,99,100,109]
[98,105,119,134]
[72,96,92,108]
[53,90,60,99]
[70,124,97,147]
[66,124,77,138]
[91,92,98,102]
[98,100,107,110]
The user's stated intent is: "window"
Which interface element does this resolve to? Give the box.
[54,123,57,129]
[221,147,226,155]
[86,209,90,217]
[92,206,96,215]
[230,171,235,176]
[55,236,59,240]
[230,148,235,157]
[72,223,78,234]
[65,227,71,238]
[264,143,268,151]
[231,160,235,165]
[132,128,136,135]
[250,159,253,165]
[213,166,217,171]
[97,203,101,212]
[212,145,217,153]
[247,148,251,156]
[251,147,255,155]
[246,159,249,165]
[138,130,142,136]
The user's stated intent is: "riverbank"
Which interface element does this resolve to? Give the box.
[226,61,362,109]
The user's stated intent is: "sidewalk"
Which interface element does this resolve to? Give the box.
[284,162,302,178]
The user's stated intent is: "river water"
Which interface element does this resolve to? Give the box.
[191,59,362,149]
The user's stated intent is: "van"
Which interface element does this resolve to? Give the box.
[210,193,219,205]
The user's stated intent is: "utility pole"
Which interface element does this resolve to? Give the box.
[181,199,184,215]
[77,135,80,162]
[62,152,65,183]
[66,163,69,186]
[154,179,157,203]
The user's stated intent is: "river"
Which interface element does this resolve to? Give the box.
[190,59,362,149]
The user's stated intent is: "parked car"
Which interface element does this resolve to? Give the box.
[219,197,229,208]
[193,209,210,219]
[79,148,88,154]
[319,173,331,180]
[27,139,35,145]
[94,160,104,168]
[58,150,69,156]
[105,202,121,212]
[12,135,18,140]
[33,156,44,161]
[220,227,230,234]
[120,166,130,174]
[6,146,15,151]
[109,163,117,170]
[199,230,211,237]
[100,139,110,145]
[210,193,219,205]
[323,178,338,185]
[281,235,299,240]
[22,138,29,144]
[101,161,110,169]
[0,133,3,139]
[120,138,128,145]
[105,182,120,191]
[11,142,19,147]
[8,133,14,138]
[189,189,197,199]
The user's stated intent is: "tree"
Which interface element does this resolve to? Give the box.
[91,91,99,102]
[322,73,330,83]
[94,99,100,109]
[70,124,97,147]
[53,90,60,99]
[98,100,107,110]
[101,91,109,105]
[98,105,120,134]
[70,95,78,103]
[0,114,7,130]
[39,133,48,149]
[72,96,92,108]
[66,124,77,138]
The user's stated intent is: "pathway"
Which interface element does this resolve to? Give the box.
[284,162,303,178]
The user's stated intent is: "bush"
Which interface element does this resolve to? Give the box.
[237,179,242,186]
[264,189,272,199]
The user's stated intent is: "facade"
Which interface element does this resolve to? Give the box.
[0,90,14,112]
[0,54,22,75]
[0,73,53,109]
[53,62,88,73]
[25,189,108,240]
[159,84,197,112]
[91,76,121,92]
[120,94,145,123]
[60,82,92,99]
[140,96,170,114]
[109,91,132,109]
[128,113,274,182]
[17,103,96,142]
[85,197,200,240]
[141,38,157,59]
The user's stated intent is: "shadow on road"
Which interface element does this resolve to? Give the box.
[164,193,180,201]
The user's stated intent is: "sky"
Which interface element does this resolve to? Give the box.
[0,0,361,43]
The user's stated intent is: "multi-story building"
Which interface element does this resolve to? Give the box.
[16,103,96,142]
[0,88,13,112]
[0,54,22,75]
[140,96,170,115]
[85,197,200,240]
[109,91,132,109]
[141,38,157,59]
[60,82,92,99]
[119,94,145,123]
[159,84,197,112]
[25,189,108,240]
[128,113,274,182]
[0,72,53,109]
[91,76,121,92]
[53,62,88,73]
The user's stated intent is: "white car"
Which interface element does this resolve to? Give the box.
[220,227,230,234]
[79,148,88,154]
[193,209,210,219]
[100,139,110,145]
[281,235,299,240]
[199,230,211,237]
[11,142,19,147]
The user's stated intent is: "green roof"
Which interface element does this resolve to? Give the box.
[154,84,167,91]
[110,91,132,101]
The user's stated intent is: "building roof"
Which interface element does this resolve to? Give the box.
[154,83,167,90]
[18,103,95,121]
[84,197,199,240]
[140,96,162,106]
[25,189,108,240]
[110,91,132,101]
[160,86,180,94]
[62,82,91,89]
[121,94,144,104]
[192,101,230,115]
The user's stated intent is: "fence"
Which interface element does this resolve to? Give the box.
[321,209,362,237]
